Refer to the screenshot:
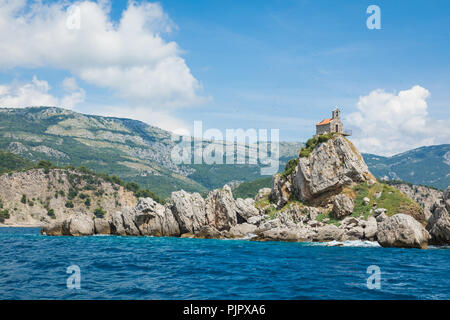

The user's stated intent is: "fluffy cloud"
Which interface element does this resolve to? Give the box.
[0,0,205,109]
[0,76,84,109]
[346,85,450,156]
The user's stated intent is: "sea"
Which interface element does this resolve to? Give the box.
[0,227,448,300]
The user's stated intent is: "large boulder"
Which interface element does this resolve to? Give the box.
[363,216,378,240]
[41,220,64,236]
[313,224,344,242]
[235,198,261,223]
[171,190,207,234]
[133,198,180,237]
[426,188,450,245]
[94,218,111,234]
[427,206,450,245]
[331,194,354,219]
[377,214,429,249]
[63,214,95,236]
[292,135,371,201]
[271,174,292,208]
[205,185,237,231]
[254,227,314,242]
[228,223,257,238]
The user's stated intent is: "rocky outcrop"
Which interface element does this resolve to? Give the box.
[271,174,292,208]
[377,214,429,249]
[205,185,237,231]
[292,136,371,202]
[132,198,180,237]
[170,190,206,234]
[393,184,443,220]
[0,168,136,227]
[331,194,354,219]
[426,187,450,245]
[235,198,261,223]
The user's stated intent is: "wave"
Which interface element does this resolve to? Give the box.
[308,240,381,248]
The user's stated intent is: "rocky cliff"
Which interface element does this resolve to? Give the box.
[0,168,137,226]
[40,133,449,249]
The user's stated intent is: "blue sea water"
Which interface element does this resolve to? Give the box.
[0,227,449,300]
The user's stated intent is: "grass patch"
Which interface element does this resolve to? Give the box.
[299,133,336,158]
[351,182,423,220]
[316,211,341,226]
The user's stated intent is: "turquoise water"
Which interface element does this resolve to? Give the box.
[0,227,449,299]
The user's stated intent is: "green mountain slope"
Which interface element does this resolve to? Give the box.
[0,107,301,198]
[363,145,450,190]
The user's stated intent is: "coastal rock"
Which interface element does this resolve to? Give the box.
[205,185,237,231]
[235,198,261,223]
[426,188,450,245]
[133,198,180,237]
[393,184,443,220]
[314,224,344,242]
[426,205,450,245]
[331,194,354,219]
[94,218,111,234]
[171,190,207,234]
[363,216,378,240]
[195,225,223,239]
[377,214,429,249]
[64,214,94,236]
[228,223,257,238]
[254,227,314,242]
[41,220,64,236]
[271,174,292,208]
[292,135,371,202]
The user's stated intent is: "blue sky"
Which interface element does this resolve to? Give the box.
[0,0,449,155]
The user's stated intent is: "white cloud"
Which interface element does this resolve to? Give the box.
[346,85,450,156]
[0,0,206,109]
[0,76,85,109]
[97,105,190,133]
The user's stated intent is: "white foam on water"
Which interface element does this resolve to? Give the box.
[308,240,381,248]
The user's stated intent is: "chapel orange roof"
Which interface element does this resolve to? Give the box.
[316,118,332,126]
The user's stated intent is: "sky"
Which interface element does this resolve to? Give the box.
[0,0,449,156]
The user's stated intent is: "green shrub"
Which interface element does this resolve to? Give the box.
[84,198,91,207]
[47,209,56,219]
[281,158,299,178]
[93,207,106,218]
[65,201,74,208]
[21,194,27,204]
[68,188,78,200]
[0,209,10,223]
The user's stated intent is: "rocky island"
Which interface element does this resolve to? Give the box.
[31,134,449,249]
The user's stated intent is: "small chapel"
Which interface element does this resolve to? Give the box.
[315,107,349,136]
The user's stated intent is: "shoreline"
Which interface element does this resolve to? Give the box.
[0,224,43,228]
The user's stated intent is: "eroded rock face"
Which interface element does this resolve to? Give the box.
[271,174,292,208]
[426,187,450,245]
[377,214,429,249]
[292,136,371,201]
[235,198,261,223]
[331,194,354,219]
[171,190,207,234]
[132,198,180,237]
[205,185,237,231]
[94,218,111,235]
[63,214,94,236]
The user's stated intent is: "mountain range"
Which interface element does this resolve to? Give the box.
[0,107,448,198]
